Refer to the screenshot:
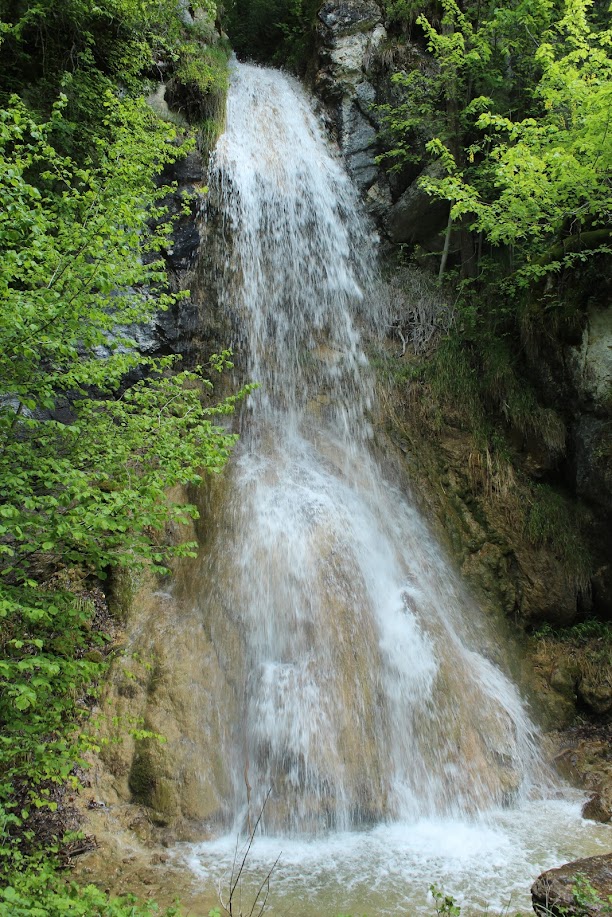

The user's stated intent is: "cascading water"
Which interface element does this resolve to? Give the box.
[199,61,545,835]
[175,63,610,914]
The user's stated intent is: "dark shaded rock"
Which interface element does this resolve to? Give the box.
[165,221,200,272]
[592,566,612,621]
[171,150,204,184]
[582,793,612,823]
[577,674,612,716]
[575,415,612,513]
[386,168,450,245]
[314,67,344,102]
[567,306,612,412]
[532,854,612,916]
[318,0,381,38]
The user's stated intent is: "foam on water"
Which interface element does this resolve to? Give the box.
[181,800,610,915]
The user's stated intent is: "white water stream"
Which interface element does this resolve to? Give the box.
[178,63,610,913]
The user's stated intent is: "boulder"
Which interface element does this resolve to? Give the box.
[385,166,450,245]
[532,854,612,917]
[577,674,612,717]
[582,793,612,823]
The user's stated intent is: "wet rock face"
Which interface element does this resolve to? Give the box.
[313,1,454,238]
[532,854,612,917]
[340,90,379,187]
[582,793,612,823]
[145,149,234,368]
[563,305,612,619]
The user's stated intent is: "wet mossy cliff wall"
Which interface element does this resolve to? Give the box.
[308,0,612,730]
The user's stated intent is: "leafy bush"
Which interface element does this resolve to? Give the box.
[0,84,251,876]
[0,0,229,156]
[225,0,319,70]
[0,863,181,916]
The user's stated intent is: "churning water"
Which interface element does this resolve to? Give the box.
[179,63,610,912]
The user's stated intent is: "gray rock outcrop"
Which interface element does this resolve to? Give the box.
[315,0,386,190]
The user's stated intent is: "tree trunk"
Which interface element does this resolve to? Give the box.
[439,209,453,280]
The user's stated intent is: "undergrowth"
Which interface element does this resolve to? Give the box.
[531,617,611,715]
[375,261,593,593]
[534,619,612,644]
[1,862,181,916]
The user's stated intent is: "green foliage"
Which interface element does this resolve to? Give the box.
[0,862,182,915]
[0,93,251,873]
[225,0,319,70]
[383,0,438,29]
[0,0,228,155]
[169,41,230,134]
[380,0,611,289]
[416,0,612,284]
[0,0,235,910]
[430,886,461,917]
[175,44,230,98]
[0,1,168,121]
[534,618,612,643]
[377,67,441,171]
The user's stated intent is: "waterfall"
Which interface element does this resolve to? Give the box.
[200,62,546,836]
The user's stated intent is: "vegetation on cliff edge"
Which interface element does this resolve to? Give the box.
[0,0,239,912]
[376,0,611,626]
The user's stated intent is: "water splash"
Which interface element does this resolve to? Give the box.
[182,797,610,916]
[201,62,548,836]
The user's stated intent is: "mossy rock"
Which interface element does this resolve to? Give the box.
[128,746,157,805]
